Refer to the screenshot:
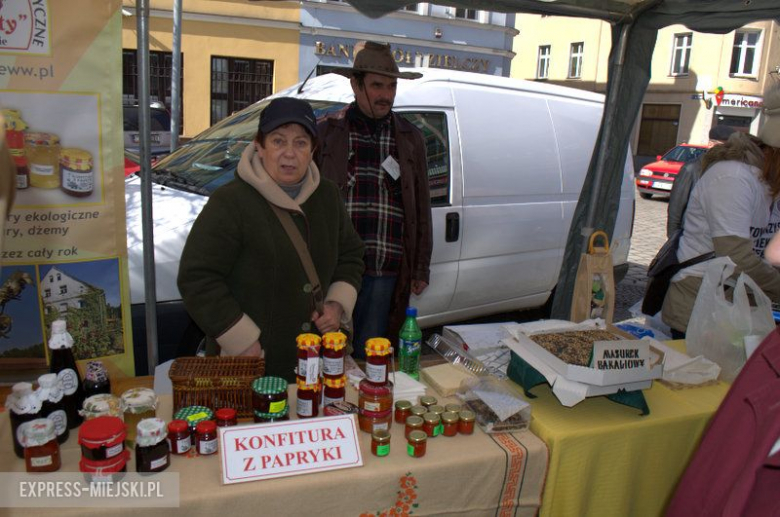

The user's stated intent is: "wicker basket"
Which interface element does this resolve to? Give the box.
[168,356,265,419]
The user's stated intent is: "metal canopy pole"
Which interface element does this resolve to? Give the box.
[171,0,182,151]
[136,0,159,373]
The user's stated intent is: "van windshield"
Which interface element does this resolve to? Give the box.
[150,99,347,195]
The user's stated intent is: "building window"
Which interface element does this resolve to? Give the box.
[56,273,61,281]
[537,46,551,80]
[211,57,274,125]
[730,30,761,76]
[568,42,583,79]
[122,50,184,132]
[59,285,67,295]
[44,289,51,298]
[454,8,478,20]
[670,33,692,76]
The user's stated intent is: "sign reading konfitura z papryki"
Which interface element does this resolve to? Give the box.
[219,414,363,484]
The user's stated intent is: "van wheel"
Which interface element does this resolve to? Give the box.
[176,321,205,357]
[639,192,653,199]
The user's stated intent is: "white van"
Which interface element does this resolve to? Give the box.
[125,69,634,369]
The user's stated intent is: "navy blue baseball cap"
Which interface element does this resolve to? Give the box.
[258,97,317,138]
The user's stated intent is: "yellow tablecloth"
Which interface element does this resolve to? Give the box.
[0,386,548,517]
[528,340,730,517]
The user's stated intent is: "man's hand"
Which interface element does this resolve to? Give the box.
[239,340,263,357]
[411,280,428,296]
[312,301,344,334]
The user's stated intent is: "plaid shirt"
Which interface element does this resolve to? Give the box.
[345,103,404,276]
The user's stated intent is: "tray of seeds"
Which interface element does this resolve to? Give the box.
[529,328,623,367]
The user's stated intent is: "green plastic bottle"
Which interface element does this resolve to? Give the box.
[399,306,422,380]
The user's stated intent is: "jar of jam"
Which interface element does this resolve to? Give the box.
[407,430,427,458]
[404,415,424,439]
[358,379,393,413]
[21,418,61,473]
[322,331,347,380]
[80,393,126,421]
[167,419,192,455]
[254,406,290,423]
[80,450,129,483]
[296,333,322,385]
[78,416,126,462]
[252,376,289,415]
[459,410,476,435]
[296,379,320,418]
[60,148,94,197]
[394,400,412,424]
[409,405,427,419]
[83,361,111,398]
[358,408,392,434]
[365,338,392,385]
[196,421,218,455]
[422,412,441,438]
[419,395,437,409]
[215,408,238,427]
[441,411,459,437]
[323,376,346,407]
[25,131,61,189]
[429,404,445,417]
[445,403,462,413]
[172,405,214,436]
[10,148,29,189]
[371,429,391,457]
[120,387,158,446]
[136,418,170,473]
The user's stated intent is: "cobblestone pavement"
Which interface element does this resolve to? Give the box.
[613,193,670,321]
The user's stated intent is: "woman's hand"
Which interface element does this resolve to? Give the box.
[312,301,344,334]
[239,340,263,357]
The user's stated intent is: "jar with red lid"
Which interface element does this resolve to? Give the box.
[459,410,476,435]
[364,338,392,385]
[78,415,126,461]
[296,333,322,385]
[358,378,393,413]
[196,421,218,455]
[215,408,238,427]
[422,412,441,438]
[322,332,347,380]
[371,429,391,457]
[404,415,424,439]
[407,430,427,458]
[441,411,459,437]
[21,418,61,473]
[296,379,320,418]
[136,418,170,473]
[394,400,412,424]
[323,376,346,407]
[80,449,129,483]
[167,419,192,455]
[358,408,392,434]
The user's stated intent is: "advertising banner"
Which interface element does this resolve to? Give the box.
[0,0,134,375]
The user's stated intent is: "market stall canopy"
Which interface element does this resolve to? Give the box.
[345,0,780,319]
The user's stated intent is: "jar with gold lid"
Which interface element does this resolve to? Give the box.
[60,148,94,197]
[25,132,60,189]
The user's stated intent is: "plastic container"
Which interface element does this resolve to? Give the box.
[399,307,422,380]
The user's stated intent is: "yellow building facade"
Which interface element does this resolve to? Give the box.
[512,15,780,160]
[121,0,300,137]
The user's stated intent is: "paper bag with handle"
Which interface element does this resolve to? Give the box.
[570,230,615,324]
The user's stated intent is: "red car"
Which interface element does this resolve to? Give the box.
[635,143,709,199]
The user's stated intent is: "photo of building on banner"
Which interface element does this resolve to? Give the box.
[0,0,134,376]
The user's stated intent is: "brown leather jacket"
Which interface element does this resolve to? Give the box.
[315,105,433,337]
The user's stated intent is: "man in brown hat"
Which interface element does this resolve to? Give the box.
[316,41,432,356]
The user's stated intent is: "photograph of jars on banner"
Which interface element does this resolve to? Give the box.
[2,91,101,206]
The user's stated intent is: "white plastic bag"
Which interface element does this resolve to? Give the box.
[686,257,775,382]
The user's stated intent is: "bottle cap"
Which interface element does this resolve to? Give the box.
[406,306,418,317]
[167,420,189,434]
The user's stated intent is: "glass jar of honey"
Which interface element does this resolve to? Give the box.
[25,132,61,189]
[120,388,157,446]
[407,430,427,458]
[296,333,322,385]
[60,148,93,197]
[21,418,61,473]
[322,332,347,380]
[365,338,392,385]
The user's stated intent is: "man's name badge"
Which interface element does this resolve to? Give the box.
[382,156,401,180]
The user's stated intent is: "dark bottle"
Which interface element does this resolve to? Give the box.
[83,360,111,398]
[7,382,43,459]
[48,320,85,428]
[37,373,69,444]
